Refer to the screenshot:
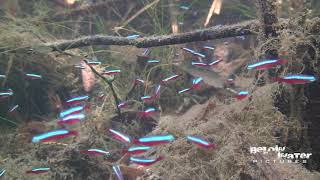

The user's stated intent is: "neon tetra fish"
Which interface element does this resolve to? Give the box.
[112,164,124,180]
[80,148,110,156]
[125,146,151,155]
[26,168,50,174]
[178,88,191,94]
[191,77,203,89]
[272,74,316,84]
[236,91,249,100]
[26,73,42,80]
[130,156,164,166]
[84,60,101,65]
[247,59,287,70]
[135,78,145,85]
[192,61,208,67]
[147,60,160,64]
[102,69,121,75]
[8,104,19,113]
[126,34,140,39]
[133,134,175,146]
[32,129,78,143]
[161,74,180,83]
[0,89,13,99]
[187,135,215,149]
[138,107,158,118]
[58,113,85,125]
[0,169,5,177]
[141,96,153,103]
[109,129,132,144]
[208,59,223,66]
[59,105,89,118]
[117,102,127,109]
[203,46,215,50]
[65,95,89,106]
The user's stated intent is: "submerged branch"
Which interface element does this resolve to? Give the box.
[45,20,259,51]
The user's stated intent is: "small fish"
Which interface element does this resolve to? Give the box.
[32,129,78,143]
[102,69,121,75]
[117,102,127,109]
[180,5,190,10]
[161,74,180,83]
[192,52,206,58]
[0,75,6,79]
[125,146,151,155]
[191,77,203,89]
[178,22,184,25]
[130,156,164,166]
[126,34,140,39]
[192,61,208,67]
[141,96,153,103]
[0,169,5,177]
[58,113,85,125]
[59,105,89,118]
[65,95,89,106]
[26,168,50,174]
[142,48,151,56]
[80,148,110,156]
[208,59,222,66]
[97,92,105,100]
[133,134,175,146]
[74,65,86,69]
[147,60,160,64]
[247,59,287,70]
[26,73,42,80]
[203,46,215,50]
[84,60,102,65]
[272,74,316,84]
[182,47,195,54]
[135,78,145,85]
[109,129,132,143]
[236,91,249,100]
[112,164,124,180]
[178,88,191,94]
[138,107,158,118]
[0,89,13,99]
[8,104,19,113]
[153,85,161,98]
[187,135,215,149]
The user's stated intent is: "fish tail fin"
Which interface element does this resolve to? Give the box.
[132,139,139,144]
[271,77,281,82]
[85,103,91,110]
[57,120,63,125]
[157,156,164,162]
[69,130,78,136]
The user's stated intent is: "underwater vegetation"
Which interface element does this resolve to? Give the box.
[0,0,320,180]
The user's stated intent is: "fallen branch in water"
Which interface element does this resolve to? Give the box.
[45,20,259,51]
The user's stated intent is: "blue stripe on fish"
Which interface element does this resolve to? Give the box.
[192,77,203,84]
[130,157,157,163]
[66,95,89,103]
[139,134,175,142]
[247,60,278,69]
[187,135,210,146]
[59,106,85,118]
[62,113,85,121]
[32,129,70,143]
[283,75,316,81]
[0,169,5,177]
[128,146,151,152]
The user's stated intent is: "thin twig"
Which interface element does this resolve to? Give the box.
[83,60,123,120]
